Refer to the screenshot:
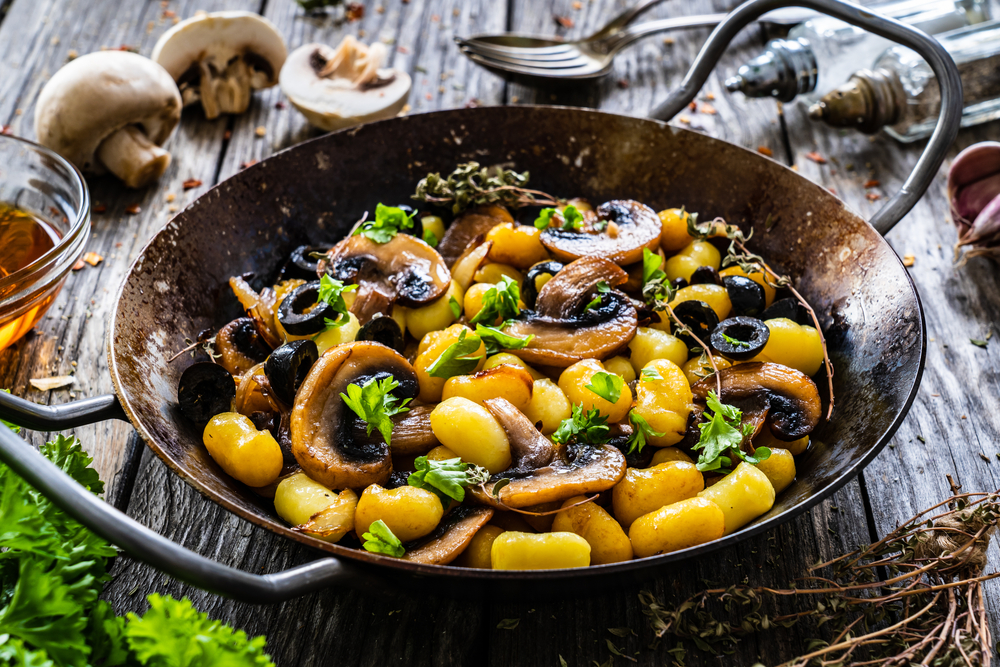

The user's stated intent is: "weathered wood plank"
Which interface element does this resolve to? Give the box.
[0,0,259,499]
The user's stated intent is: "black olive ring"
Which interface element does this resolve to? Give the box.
[277,281,333,336]
[265,340,319,405]
[177,362,236,424]
[710,316,770,361]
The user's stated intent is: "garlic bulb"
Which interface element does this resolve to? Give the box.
[950,141,1000,262]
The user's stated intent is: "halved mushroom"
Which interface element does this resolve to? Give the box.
[351,404,439,457]
[152,11,287,119]
[215,317,272,375]
[438,205,514,267]
[280,37,412,132]
[324,233,451,325]
[401,506,494,565]
[34,51,182,188]
[505,257,638,367]
[483,398,555,471]
[291,341,419,489]
[540,200,662,266]
[690,362,821,441]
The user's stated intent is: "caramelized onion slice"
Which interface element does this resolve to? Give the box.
[540,200,661,266]
[401,506,494,565]
[438,205,513,266]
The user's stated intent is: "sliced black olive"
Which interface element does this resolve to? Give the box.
[264,340,319,405]
[710,316,770,361]
[670,277,688,290]
[673,300,720,348]
[280,245,329,281]
[521,260,564,309]
[386,469,411,489]
[178,362,235,423]
[356,315,404,353]
[277,281,333,335]
[760,297,811,326]
[723,275,766,317]
[690,266,722,286]
[608,428,653,469]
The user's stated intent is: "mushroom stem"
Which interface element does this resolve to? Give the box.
[95,125,171,189]
[198,58,252,119]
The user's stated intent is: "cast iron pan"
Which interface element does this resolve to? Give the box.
[0,0,962,603]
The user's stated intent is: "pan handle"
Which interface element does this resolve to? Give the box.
[649,0,962,236]
[0,424,383,603]
[0,389,128,430]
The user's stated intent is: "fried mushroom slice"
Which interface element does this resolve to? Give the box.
[540,200,661,265]
[505,256,638,367]
[215,317,272,375]
[291,341,419,489]
[690,362,821,441]
[324,233,451,324]
[352,404,439,457]
[483,397,555,471]
[401,506,494,565]
[438,205,513,266]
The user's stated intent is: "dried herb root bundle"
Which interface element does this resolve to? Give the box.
[641,491,1000,666]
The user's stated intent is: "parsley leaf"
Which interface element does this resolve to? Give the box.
[722,332,750,348]
[561,205,584,231]
[353,203,415,244]
[640,368,663,382]
[427,330,484,379]
[316,275,358,330]
[0,390,19,433]
[422,229,439,247]
[583,281,611,313]
[692,391,767,473]
[593,219,608,232]
[552,404,610,446]
[585,371,623,404]
[340,376,412,446]
[475,323,534,356]
[534,208,558,230]
[408,456,490,504]
[448,296,462,319]
[469,276,521,325]
[362,520,405,557]
[641,247,675,308]
[626,412,665,454]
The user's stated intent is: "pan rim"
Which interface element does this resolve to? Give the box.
[107,105,926,581]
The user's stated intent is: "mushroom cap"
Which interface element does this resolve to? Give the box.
[34,51,181,173]
[280,42,412,133]
[540,200,662,266]
[151,11,286,87]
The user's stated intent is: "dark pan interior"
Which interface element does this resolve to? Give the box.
[108,106,923,595]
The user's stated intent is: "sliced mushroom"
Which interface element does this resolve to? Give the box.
[351,404,439,456]
[483,398,555,471]
[505,257,638,367]
[438,205,514,266]
[324,233,451,325]
[291,342,419,489]
[540,200,662,266]
[279,37,411,132]
[690,362,821,441]
[469,444,626,509]
[152,11,287,119]
[34,51,182,188]
[215,317,272,375]
[401,506,494,565]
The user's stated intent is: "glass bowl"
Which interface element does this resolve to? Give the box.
[0,135,90,351]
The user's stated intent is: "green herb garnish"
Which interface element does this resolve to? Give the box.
[316,274,357,330]
[722,332,751,349]
[448,296,462,319]
[361,520,405,558]
[469,275,521,325]
[640,368,663,382]
[427,329,484,379]
[584,280,611,312]
[552,404,610,446]
[422,229,439,247]
[641,247,675,309]
[353,203,415,244]
[534,208,558,230]
[340,376,412,446]
[584,371,623,404]
[692,391,768,473]
[413,162,551,215]
[626,412,665,455]
[561,204,584,231]
[475,323,534,356]
[407,456,490,504]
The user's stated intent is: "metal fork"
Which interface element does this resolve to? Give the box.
[456,6,820,81]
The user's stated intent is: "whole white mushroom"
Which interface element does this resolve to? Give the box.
[152,11,287,119]
[34,51,182,189]
[280,36,412,132]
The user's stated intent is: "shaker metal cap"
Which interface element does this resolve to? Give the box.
[724,37,819,102]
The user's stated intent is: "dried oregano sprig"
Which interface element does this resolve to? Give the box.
[412,162,560,214]
[641,490,1000,667]
[686,216,835,421]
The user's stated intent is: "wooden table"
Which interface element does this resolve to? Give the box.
[2,0,999,663]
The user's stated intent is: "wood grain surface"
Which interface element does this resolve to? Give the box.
[0,0,997,664]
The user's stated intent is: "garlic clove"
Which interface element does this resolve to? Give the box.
[955,172,1000,228]
[949,141,1000,261]
[961,193,1000,247]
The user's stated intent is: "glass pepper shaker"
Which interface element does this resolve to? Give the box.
[724,0,990,103]
[808,19,1000,142]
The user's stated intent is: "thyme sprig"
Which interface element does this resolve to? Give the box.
[640,490,1000,666]
[412,162,559,214]
[685,215,835,421]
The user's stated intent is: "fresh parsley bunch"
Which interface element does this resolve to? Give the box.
[353,203,415,244]
[552,405,610,446]
[340,376,412,446]
[469,276,522,326]
[316,275,357,330]
[693,392,771,473]
[407,456,490,505]
[0,431,274,666]
[533,204,583,231]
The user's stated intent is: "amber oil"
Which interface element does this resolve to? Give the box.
[0,204,62,350]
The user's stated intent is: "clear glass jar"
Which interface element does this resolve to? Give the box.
[808,19,1000,142]
[0,135,90,351]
